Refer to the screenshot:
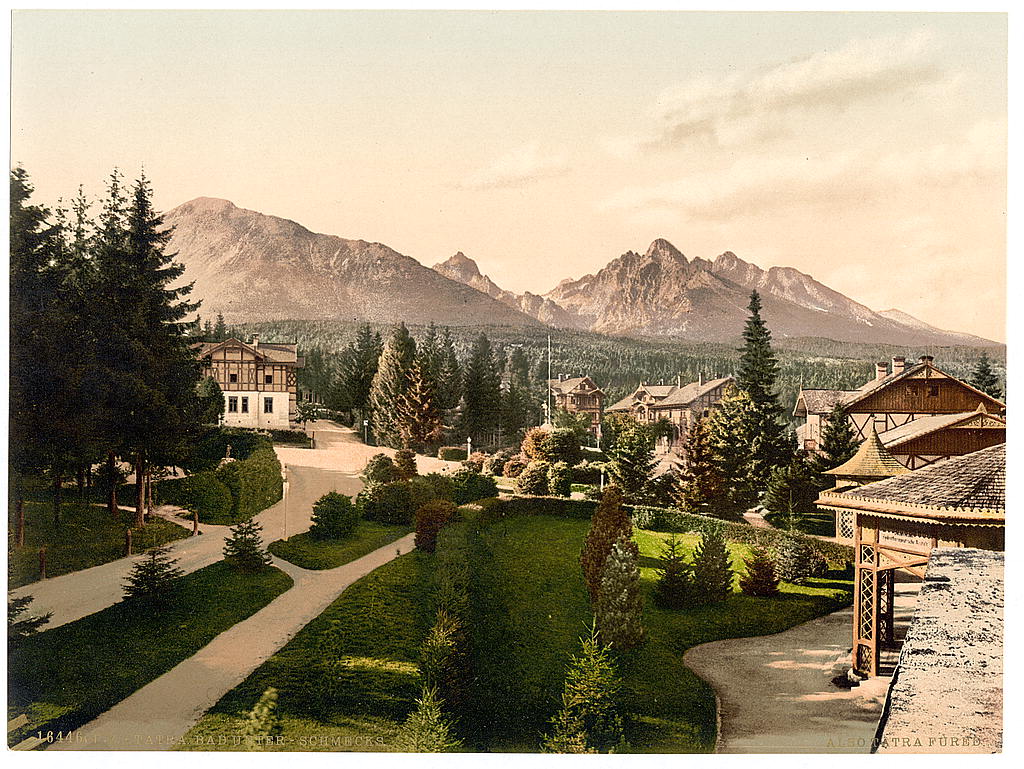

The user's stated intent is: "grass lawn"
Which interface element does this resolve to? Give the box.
[7,561,293,743]
[764,510,837,537]
[471,516,853,752]
[179,550,436,751]
[8,499,191,589]
[267,522,410,570]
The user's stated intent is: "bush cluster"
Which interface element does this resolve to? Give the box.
[547,462,572,498]
[362,453,398,484]
[772,534,829,584]
[357,481,415,525]
[483,448,517,477]
[309,492,359,540]
[513,460,551,495]
[437,446,468,462]
[462,452,488,473]
[501,454,529,479]
[415,500,458,553]
[215,447,283,522]
[157,472,232,520]
[451,469,499,504]
[409,473,456,510]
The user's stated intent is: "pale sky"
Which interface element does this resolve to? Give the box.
[10,10,1007,341]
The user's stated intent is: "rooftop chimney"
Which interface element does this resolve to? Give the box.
[875,361,888,381]
[891,356,906,376]
[699,372,704,386]
[251,334,260,350]
[677,375,682,388]
[919,355,934,365]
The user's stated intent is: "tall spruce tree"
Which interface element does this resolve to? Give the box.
[764,457,820,530]
[580,486,635,604]
[969,352,1003,400]
[654,535,693,609]
[607,422,655,502]
[595,536,644,650]
[337,323,382,418]
[807,403,860,476]
[369,323,416,448]
[396,361,444,451]
[436,328,462,412]
[690,529,734,605]
[459,333,501,446]
[673,417,727,516]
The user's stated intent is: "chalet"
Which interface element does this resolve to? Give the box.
[817,444,1005,677]
[606,375,733,453]
[548,376,605,432]
[794,355,1005,460]
[192,335,304,429]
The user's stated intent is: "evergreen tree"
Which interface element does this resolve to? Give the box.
[764,457,820,529]
[459,333,502,446]
[772,534,828,584]
[673,417,727,516]
[654,535,693,609]
[7,595,52,644]
[394,687,463,753]
[369,323,416,448]
[436,327,462,412]
[737,290,780,406]
[394,448,418,480]
[739,546,780,597]
[240,688,282,749]
[595,536,644,650]
[542,625,625,754]
[223,519,272,571]
[122,545,185,608]
[607,422,655,502]
[690,529,734,605]
[807,404,859,475]
[308,492,358,540]
[213,312,227,341]
[337,323,382,418]
[198,376,226,424]
[420,609,469,721]
[580,486,634,604]
[969,352,1003,400]
[418,322,444,394]
[396,361,444,451]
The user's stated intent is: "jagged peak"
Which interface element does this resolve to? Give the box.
[645,238,686,261]
[435,251,482,276]
[172,196,239,213]
[713,250,743,266]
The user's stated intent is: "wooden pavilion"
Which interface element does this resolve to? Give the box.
[817,444,1005,677]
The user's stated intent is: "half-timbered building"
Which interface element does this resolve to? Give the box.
[548,376,605,432]
[193,335,304,429]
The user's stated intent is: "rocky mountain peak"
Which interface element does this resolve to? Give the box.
[435,251,482,279]
[645,238,686,262]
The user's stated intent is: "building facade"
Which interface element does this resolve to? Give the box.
[548,376,605,432]
[193,335,304,429]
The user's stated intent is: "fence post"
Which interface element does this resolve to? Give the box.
[193,510,199,536]
[125,528,133,557]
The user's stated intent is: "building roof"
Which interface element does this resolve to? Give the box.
[193,337,302,366]
[824,425,911,479]
[548,376,604,396]
[656,377,733,408]
[877,406,1005,449]
[794,388,860,416]
[874,548,1003,754]
[605,383,677,412]
[818,443,1005,521]
[844,359,1004,412]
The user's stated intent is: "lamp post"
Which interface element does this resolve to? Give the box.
[282,465,290,541]
[363,419,369,445]
[466,435,472,460]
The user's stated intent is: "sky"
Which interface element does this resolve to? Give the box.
[10,10,1008,341]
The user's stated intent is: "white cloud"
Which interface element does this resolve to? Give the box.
[457,142,569,190]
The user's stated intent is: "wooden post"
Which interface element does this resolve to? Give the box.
[38,548,46,580]
[16,497,25,547]
[146,467,154,517]
[193,510,199,536]
[134,454,146,528]
[125,528,133,557]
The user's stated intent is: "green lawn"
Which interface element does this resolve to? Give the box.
[7,561,293,744]
[179,551,436,751]
[268,522,410,570]
[471,517,853,752]
[8,499,191,589]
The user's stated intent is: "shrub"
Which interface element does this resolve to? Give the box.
[595,536,644,650]
[409,473,457,511]
[394,449,418,480]
[415,500,458,553]
[739,546,780,597]
[690,529,734,605]
[214,447,283,523]
[483,448,517,477]
[7,596,51,645]
[514,460,551,496]
[580,486,631,604]
[357,481,415,525]
[157,472,232,521]
[394,687,463,753]
[502,454,529,479]
[773,534,828,584]
[547,462,573,498]
[654,535,692,610]
[268,429,312,446]
[362,453,398,484]
[437,446,467,462]
[521,427,550,460]
[309,492,359,540]
[451,469,499,504]
[462,451,488,473]
[572,461,605,486]
[184,426,276,472]
[420,609,468,717]
[223,519,272,572]
[240,688,282,747]
[542,428,583,466]
[122,545,184,609]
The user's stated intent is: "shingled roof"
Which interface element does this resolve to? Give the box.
[877,407,1005,449]
[822,443,1005,516]
[794,388,860,416]
[657,377,733,408]
[824,425,911,479]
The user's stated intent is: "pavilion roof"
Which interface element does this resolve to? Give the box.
[823,425,910,479]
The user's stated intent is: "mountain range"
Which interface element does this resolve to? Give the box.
[164,197,995,347]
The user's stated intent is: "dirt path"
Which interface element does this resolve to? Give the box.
[683,582,920,754]
[48,533,417,751]
[10,422,457,629]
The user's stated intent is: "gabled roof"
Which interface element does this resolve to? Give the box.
[655,377,734,409]
[844,360,1005,412]
[878,406,1005,450]
[824,425,911,479]
[193,337,301,366]
[548,376,604,396]
[819,443,1005,519]
[605,383,678,412]
[793,388,860,417]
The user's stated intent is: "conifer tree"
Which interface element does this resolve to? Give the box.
[338,323,382,419]
[690,529,734,605]
[123,545,185,608]
[596,536,644,650]
[394,687,464,753]
[580,487,635,604]
[969,352,1003,400]
[418,322,443,392]
[807,404,859,476]
[420,609,469,721]
[397,361,444,451]
[369,323,416,448]
[674,417,727,516]
[213,312,227,341]
[737,290,780,406]
[654,535,693,609]
[607,422,655,502]
[223,519,272,571]
[764,457,820,528]
[198,376,226,424]
[459,333,502,446]
[772,534,828,584]
[542,625,625,754]
[240,688,282,749]
[739,546,780,597]
[436,327,462,412]
[394,448,418,480]
[7,595,52,644]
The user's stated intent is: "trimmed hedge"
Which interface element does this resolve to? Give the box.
[438,446,468,462]
[268,429,312,447]
[357,481,415,525]
[157,472,233,521]
[214,447,283,523]
[451,469,499,505]
[184,427,276,472]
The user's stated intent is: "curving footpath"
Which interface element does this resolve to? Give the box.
[683,582,920,753]
[48,533,416,751]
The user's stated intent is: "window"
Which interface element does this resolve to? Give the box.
[264,397,274,414]
[265,373,274,384]
[241,397,249,413]
[229,373,238,383]
[228,396,238,413]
